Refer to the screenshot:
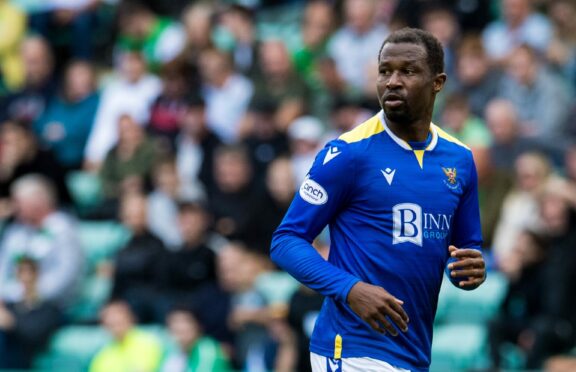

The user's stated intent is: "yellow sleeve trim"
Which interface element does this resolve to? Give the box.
[338,114,384,143]
[334,334,342,359]
[433,124,470,150]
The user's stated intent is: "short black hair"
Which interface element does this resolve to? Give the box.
[378,27,444,75]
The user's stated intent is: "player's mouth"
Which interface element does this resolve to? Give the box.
[383,94,405,108]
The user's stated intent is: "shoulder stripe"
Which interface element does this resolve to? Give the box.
[338,114,384,143]
[433,124,470,150]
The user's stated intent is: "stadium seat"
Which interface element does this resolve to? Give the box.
[67,275,112,323]
[34,325,171,371]
[34,326,111,371]
[66,171,103,213]
[77,221,131,270]
[255,271,299,306]
[430,323,489,371]
[435,270,508,324]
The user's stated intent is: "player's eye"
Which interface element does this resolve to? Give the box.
[403,69,415,75]
[379,68,392,75]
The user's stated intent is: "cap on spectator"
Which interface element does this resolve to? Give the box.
[288,116,324,143]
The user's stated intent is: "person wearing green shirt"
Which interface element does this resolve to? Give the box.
[160,307,232,372]
[116,1,186,72]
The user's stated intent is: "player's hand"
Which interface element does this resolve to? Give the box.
[448,245,486,289]
[346,281,409,336]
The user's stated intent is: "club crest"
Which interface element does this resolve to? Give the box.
[442,167,457,185]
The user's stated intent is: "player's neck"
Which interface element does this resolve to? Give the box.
[386,118,431,143]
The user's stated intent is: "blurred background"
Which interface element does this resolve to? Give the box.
[0,0,575,371]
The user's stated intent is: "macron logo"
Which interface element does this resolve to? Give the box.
[381,168,396,185]
[323,147,341,165]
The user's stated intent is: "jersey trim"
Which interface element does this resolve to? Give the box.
[338,114,384,143]
[432,124,471,150]
[334,334,343,359]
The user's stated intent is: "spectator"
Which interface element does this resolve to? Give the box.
[287,116,325,186]
[523,177,576,369]
[420,5,460,78]
[325,95,372,139]
[546,0,576,89]
[147,62,191,152]
[99,114,157,211]
[248,40,310,133]
[218,5,260,77]
[160,307,232,372]
[242,100,289,183]
[328,0,389,92]
[292,1,335,85]
[474,148,513,250]
[0,256,61,370]
[564,143,576,183]
[499,44,573,148]
[157,201,229,341]
[116,0,186,71]
[218,242,275,371]
[439,93,491,152]
[89,300,163,372]
[0,36,56,124]
[27,0,100,60]
[485,98,538,171]
[0,175,83,306]
[110,192,166,323]
[0,121,70,207]
[84,51,161,168]
[444,34,502,119]
[0,0,26,92]
[482,0,552,63]
[245,156,294,254]
[175,94,222,193]
[34,60,99,172]
[177,2,215,71]
[207,144,262,241]
[488,229,548,369]
[157,201,217,294]
[198,48,253,143]
[147,158,202,249]
[492,152,551,264]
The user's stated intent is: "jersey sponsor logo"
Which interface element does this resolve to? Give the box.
[393,203,422,246]
[299,178,328,205]
[381,168,396,185]
[323,146,341,165]
[393,203,453,246]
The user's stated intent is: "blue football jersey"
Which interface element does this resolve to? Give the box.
[271,111,483,371]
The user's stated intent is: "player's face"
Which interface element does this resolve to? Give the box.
[376,42,445,125]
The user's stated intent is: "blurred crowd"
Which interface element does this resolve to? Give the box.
[0,0,575,371]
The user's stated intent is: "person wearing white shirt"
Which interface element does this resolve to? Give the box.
[328,0,389,92]
[84,52,161,169]
[198,49,253,143]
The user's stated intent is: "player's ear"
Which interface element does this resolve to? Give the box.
[433,73,447,93]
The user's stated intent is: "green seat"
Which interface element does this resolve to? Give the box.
[436,271,508,324]
[67,275,113,323]
[78,221,131,270]
[255,271,299,306]
[66,171,103,212]
[431,323,488,371]
[35,325,111,371]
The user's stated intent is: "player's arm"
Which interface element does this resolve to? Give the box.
[271,141,409,336]
[271,141,361,304]
[446,151,486,290]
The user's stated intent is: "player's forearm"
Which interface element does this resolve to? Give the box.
[271,231,360,303]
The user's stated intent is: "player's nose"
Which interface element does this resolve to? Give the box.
[386,71,402,89]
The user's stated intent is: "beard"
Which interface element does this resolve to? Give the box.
[383,104,414,124]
